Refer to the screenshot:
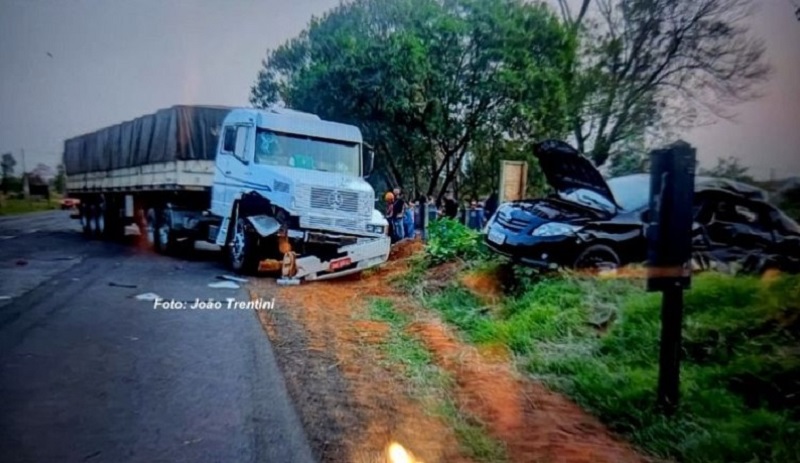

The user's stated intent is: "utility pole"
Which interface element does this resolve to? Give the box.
[21,148,29,199]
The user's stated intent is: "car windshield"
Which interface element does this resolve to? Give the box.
[607,175,650,211]
[254,128,360,176]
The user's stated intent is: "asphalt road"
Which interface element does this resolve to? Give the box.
[0,211,315,463]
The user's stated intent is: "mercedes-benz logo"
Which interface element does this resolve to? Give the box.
[328,190,344,210]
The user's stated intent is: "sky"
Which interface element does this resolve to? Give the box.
[0,0,798,180]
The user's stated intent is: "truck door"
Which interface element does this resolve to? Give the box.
[211,125,237,215]
[225,125,253,206]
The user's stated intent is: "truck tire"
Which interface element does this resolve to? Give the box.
[573,244,620,271]
[228,216,259,274]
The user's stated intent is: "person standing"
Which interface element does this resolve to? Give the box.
[390,189,405,242]
[484,190,499,219]
[467,200,485,230]
[443,190,458,219]
[403,199,416,239]
[384,191,396,241]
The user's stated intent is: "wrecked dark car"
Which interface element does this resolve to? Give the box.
[483,140,800,273]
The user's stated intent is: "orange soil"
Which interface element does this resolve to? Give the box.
[255,239,650,463]
[460,270,503,305]
[255,243,470,463]
[408,320,647,463]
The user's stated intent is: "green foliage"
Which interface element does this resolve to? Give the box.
[426,219,488,265]
[424,270,800,462]
[531,273,800,463]
[0,197,59,215]
[251,0,573,199]
[699,156,754,182]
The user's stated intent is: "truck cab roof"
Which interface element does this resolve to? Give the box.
[224,108,363,144]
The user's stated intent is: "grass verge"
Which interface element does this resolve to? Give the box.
[424,269,800,463]
[366,298,508,462]
[0,197,60,215]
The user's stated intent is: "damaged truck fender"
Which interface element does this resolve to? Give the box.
[246,215,281,238]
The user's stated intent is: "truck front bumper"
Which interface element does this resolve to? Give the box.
[293,235,391,281]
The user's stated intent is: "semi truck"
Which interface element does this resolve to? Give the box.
[63,105,391,281]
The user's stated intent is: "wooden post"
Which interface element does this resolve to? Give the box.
[657,284,684,413]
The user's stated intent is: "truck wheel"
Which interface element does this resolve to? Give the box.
[573,244,620,271]
[228,217,259,274]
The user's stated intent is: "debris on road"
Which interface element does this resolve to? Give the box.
[216,275,249,283]
[108,282,138,289]
[134,292,161,301]
[15,259,27,266]
[0,295,12,301]
[208,281,239,289]
[276,278,301,286]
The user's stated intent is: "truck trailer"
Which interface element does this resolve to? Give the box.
[63,105,391,281]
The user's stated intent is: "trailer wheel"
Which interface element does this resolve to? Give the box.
[153,209,183,256]
[228,217,259,274]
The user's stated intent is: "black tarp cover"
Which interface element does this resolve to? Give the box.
[63,105,231,175]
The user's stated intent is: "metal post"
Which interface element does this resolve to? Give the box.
[657,284,684,414]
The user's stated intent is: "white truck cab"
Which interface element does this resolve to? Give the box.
[209,107,390,280]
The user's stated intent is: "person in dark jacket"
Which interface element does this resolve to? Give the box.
[390,189,405,242]
[442,190,458,219]
[467,200,485,230]
[484,191,499,219]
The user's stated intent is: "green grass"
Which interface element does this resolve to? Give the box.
[423,272,800,463]
[0,197,60,215]
[365,298,507,462]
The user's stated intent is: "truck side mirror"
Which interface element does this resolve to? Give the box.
[362,147,374,178]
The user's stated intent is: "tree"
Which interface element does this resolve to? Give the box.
[557,0,769,166]
[53,164,66,194]
[1,153,16,194]
[699,156,753,182]
[251,0,574,201]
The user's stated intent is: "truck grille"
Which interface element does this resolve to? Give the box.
[310,187,360,214]
[307,216,360,230]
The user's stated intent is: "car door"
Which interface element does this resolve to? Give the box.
[704,198,774,251]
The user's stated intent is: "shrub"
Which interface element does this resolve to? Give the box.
[426,219,488,265]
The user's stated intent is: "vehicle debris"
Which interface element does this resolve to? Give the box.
[216,275,249,283]
[108,282,138,289]
[134,292,161,301]
[208,281,239,289]
[15,259,27,266]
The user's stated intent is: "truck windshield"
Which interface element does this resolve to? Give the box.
[254,128,360,176]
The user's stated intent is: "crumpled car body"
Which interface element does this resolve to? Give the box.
[483,140,800,272]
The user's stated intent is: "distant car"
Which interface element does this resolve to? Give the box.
[483,140,800,272]
[60,197,80,210]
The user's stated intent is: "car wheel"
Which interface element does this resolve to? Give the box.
[573,244,621,271]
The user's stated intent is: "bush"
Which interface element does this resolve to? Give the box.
[426,218,488,265]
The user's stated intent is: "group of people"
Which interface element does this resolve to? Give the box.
[383,188,501,243]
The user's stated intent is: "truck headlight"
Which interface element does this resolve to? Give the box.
[531,222,581,237]
[367,224,385,234]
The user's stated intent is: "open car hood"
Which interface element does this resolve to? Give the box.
[533,140,619,209]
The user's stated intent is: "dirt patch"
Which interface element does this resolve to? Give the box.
[460,270,503,305]
[252,274,469,463]
[389,239,425,261]
[252,242,650,463]
[408,320,648,463]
